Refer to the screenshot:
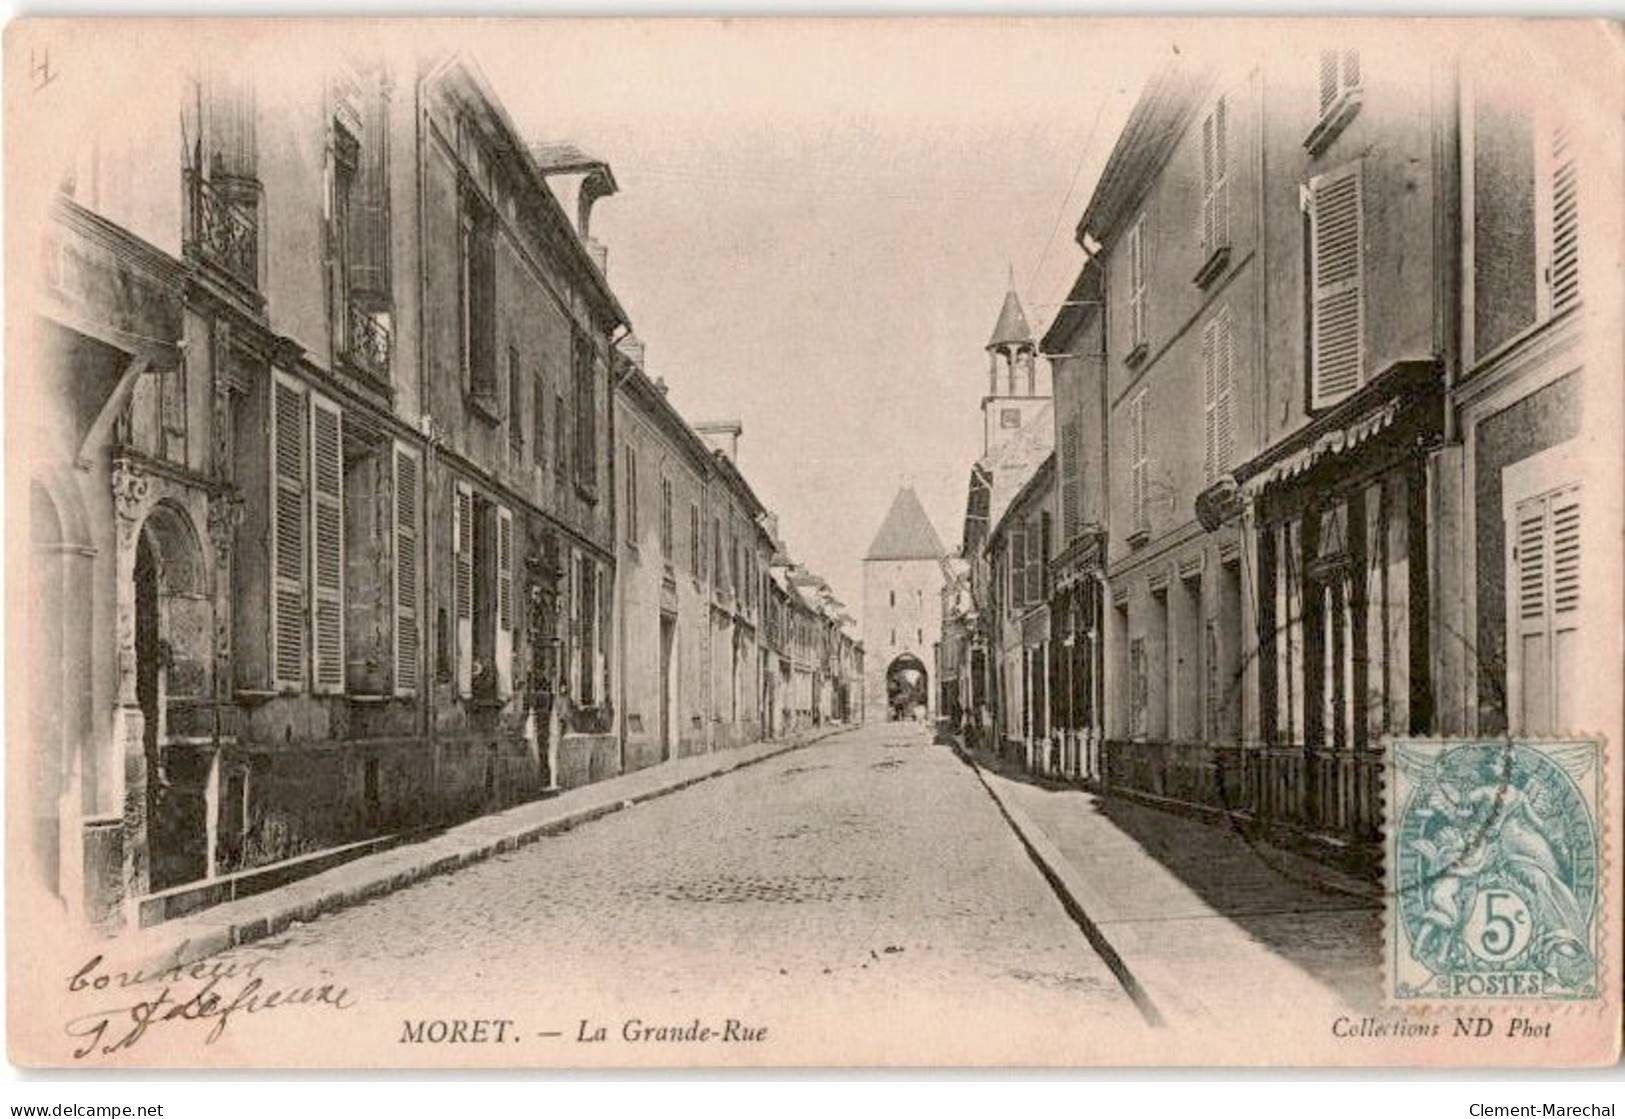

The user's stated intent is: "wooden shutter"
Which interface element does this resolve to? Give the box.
[393,442,420,695]
[346,75,390,305]
[1203,319,1218,482]
[454,480,473,698]
[1011,526,1027,610]
[1548,123,1580,315]
[532,372,545,465]
[271,376,307,691]
[496,504,514,699]
[1201,98,1228,256]
[1131,391,1148,533]
[1025,520,1041,605]
[1318,50,1341,117]
[1061,418,1081,540]
[1215,310,1236,475]
[1309,163,1364,409]
[1510,485,1580,734]
[1128,220,1146,347]
[309,391,345,694]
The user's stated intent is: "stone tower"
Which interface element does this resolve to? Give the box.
[862,486,947,723]
[982,271,1050,455]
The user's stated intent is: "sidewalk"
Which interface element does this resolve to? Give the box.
[112,725,851,976]
[957,742,1384,1025]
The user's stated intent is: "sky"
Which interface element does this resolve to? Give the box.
[470,18,1158,624]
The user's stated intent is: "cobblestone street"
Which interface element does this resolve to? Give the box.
[202,723,1147,1063]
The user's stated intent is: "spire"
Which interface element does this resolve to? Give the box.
[865,486,947,561]
[987,277,1034,351]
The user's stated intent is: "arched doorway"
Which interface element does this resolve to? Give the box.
[885,653,929,722]
[133,502,212,891]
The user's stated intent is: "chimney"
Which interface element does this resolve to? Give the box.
[694,420,743,462]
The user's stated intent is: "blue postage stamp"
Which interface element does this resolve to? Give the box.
[1388,738,1604,1003]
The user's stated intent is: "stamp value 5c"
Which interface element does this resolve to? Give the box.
[1388,738,1604,1003]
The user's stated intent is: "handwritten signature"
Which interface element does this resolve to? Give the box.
[63,946,355,1059]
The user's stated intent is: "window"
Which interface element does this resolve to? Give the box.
[1307,162,1364,409]
[690,502,701,576]
[1505,456,1581,736]
[1203,308,1237,481]
[508,346,523,454]
[890,590,895,608]
[333,82,393,381]
[624,443,638,545]
[660,477,674,560]
[572,327,598,496]
[1199,95,1230,267]
[459,190,497,406]
[554,392,568,477]
[1126,217,1147,356]
[1318,49,1361,121]
[1538,119,1580,318]
[1130,389,1149,536]
[454,485,514,702]
[532,371,546,466]
[1000,407,1021,429]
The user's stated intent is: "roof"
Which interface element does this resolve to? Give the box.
[987,286,1034,350]
[865,486,946,561]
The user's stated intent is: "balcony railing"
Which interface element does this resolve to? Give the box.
[345,304,393,381]
[184,170,259,289]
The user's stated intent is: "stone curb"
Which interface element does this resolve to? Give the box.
[951,741,1211,1028]
[118,725,851,978]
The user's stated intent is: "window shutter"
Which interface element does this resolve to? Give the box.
[1202,114,1215,254]
[1213,97,1229,251]
[532,373,545,465]
[1511,485,1580,734]
[1128,220,1146,347]
[1026,520,1042,605]
[393,443,420,695]
[1309,163,1363,408]
[1549,123,1580,315]
[1132,391,1148,533]
[1012,526,1027,609]
[1203,319,1218,482]
[346,76,390,305]
[1061,418,1081,540]
[455,480,473,698]
[271,376,307,691]
[1222,311,1228,474]
[496,504,514,699]
[309,391,345,694]
[1318,50,1340,117]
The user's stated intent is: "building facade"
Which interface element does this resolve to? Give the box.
[26,49,627,930]
[986,453,1058,771]
[1029,33,1617,872]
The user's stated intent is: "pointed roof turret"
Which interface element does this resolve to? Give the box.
[865,486,947,561]
[987,270,1034,350]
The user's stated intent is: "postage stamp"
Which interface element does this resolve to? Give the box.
[1387,738,1605,1004]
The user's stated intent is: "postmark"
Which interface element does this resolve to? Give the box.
[1387,737,1604,1004]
